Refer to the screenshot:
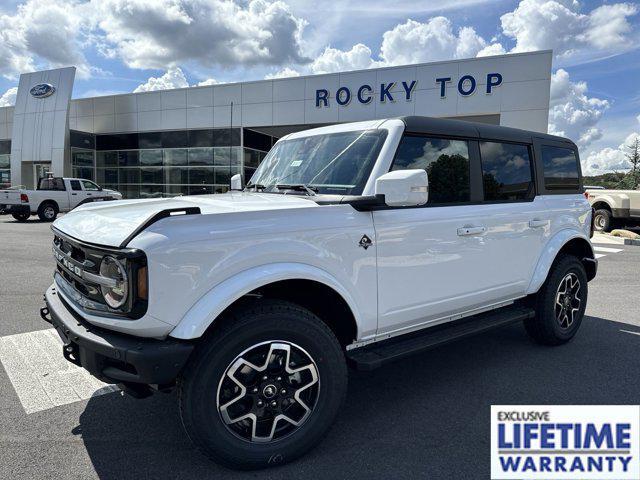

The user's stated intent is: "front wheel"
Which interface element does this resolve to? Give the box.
[525,254,588,345]
[178,300,348,470]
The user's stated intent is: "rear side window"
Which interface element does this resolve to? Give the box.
[392,136,470,204]
[541,146,580,190]
[38,177,65,191]
[480,142,534,201]
[70,180,82,191]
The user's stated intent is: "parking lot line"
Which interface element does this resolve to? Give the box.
[593,246,624,253]
[0,329,118,414]
[591,234,625,245]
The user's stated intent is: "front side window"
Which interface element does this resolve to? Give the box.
[541,145,580,191]
[82,180,100,191]
[480,142,534,201]
[249,130,387,195]
[391,136,470,204]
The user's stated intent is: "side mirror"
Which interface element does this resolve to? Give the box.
[230,174,242,191]
[375,169,428,207]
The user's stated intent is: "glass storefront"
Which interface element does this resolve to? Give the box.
[71,149,95,181]
[67,127,276,199]
[0,140,10,187]
[95,146,242,198]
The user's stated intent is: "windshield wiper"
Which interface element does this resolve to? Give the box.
[275,184,318,196]
[244,182,265,191]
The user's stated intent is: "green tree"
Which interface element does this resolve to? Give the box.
[625,137,640,189]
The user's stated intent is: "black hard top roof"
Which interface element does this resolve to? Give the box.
[398,116,576,148]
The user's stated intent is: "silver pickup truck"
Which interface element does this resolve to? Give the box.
[586,188,640,232]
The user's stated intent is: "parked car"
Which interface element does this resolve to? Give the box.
[0,177,122,222]
[41,117,596,469]
[585,188,640,232]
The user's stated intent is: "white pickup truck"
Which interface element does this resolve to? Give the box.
[1,177,122,222]
[42,117,596,469]
[586,188,640,232]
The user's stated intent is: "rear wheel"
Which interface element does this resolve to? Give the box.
[178,300,347,470]
[525,255,588,345]
[37,202,58,222]
[11,212,30,222]
[593,208,614,232]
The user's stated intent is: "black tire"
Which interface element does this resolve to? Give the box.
[37,202,58,222]
[12,212,30,222]
[525,254,588,345]
[593,208,614,232]
[178,299,348,470]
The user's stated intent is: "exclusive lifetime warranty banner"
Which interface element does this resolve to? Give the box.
[491,405,640,479]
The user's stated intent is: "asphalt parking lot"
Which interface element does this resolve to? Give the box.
[1,216,639,479]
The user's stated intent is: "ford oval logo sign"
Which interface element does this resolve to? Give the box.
[30,83,55,98]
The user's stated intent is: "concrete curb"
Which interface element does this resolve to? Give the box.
[624,238,640,246]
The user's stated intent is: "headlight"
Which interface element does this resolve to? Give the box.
[99,256,128,308]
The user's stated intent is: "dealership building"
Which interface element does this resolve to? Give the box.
[0,50,552,198]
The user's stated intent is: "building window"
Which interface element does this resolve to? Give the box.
[480,141,534,201]
[188,147,214,166]
[392,136,470,204]
[0,152,10,187]
[71,149,95,181]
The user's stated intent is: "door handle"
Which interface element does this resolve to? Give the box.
[529,219,549,228]
[71,193,77,195]
[457,226,486,236]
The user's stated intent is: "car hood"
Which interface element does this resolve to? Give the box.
[53,192,318,247]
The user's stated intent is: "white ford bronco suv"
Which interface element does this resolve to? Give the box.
[42,117,596,469]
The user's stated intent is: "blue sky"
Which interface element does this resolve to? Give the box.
[0,0,638,174]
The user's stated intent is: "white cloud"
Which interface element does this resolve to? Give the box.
[581,3,638,50]
[196,78,219,86]
[379,18,491,65]
[92,0,309,70]
[133,67,189,92]
[500,0,638,60]
[311,44,375,74]
[476,43,507,57]
[548,69,609,148]
[0,87,18,106]
[310,17,503,74]
[0,0,92,79]
[264,67,300,79]
[583,132,640,176]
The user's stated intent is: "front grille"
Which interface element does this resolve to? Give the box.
[51,229,148,319]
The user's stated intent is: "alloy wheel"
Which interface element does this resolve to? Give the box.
[555,272,581,329]
[594,214,605,230]
[44,206,55,219]
[216,341,320,443]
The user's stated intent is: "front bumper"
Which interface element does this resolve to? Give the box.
[42,284,194,385]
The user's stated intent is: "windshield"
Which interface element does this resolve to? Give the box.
[248,129,388,195]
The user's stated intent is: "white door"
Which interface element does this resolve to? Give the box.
[80,179,102,205]
[373,136,545,336]
[68,179,85,208]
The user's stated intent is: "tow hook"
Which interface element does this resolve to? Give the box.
[40,306,52,324]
